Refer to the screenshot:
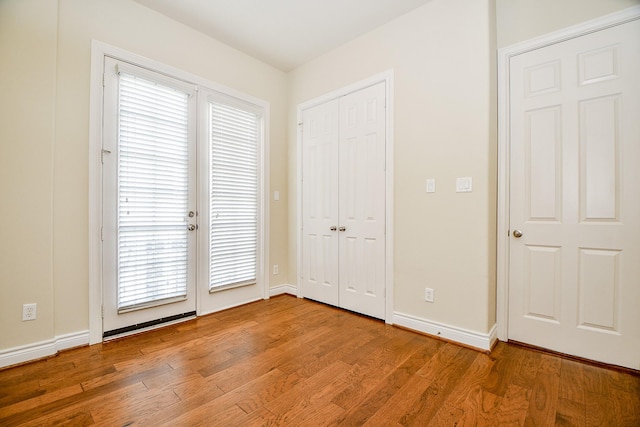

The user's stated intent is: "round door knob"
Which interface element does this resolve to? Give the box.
[330,226,337,231]
[187,224,196,231]
[513,229,523,238]
[338,226,346,232]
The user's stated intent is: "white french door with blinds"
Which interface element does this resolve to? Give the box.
[101,57,264,337]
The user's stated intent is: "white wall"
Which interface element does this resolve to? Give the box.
[0,0,288,351]
[496,0,640,47]
[289,0,498,334]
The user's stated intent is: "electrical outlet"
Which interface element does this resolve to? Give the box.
[273,264,279,275]
[23,303,37,321]
[424,288,434,303]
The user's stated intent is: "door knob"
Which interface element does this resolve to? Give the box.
[187,224,196,231]
[330,226,337,231]
[338,226,346,232]
[512,229,523,238]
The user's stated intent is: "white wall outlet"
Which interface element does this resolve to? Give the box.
[273,264,279,275]
[424,288,434,303]
[23,303,37,321]
[426,178,436,193]
[274,190,280,201]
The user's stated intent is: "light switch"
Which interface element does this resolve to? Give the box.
[274,190,280,201]
[426,179,436,193]
[456,177,473,193]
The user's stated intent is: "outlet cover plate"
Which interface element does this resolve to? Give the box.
[424,288,434,303]
[23,303,37,321]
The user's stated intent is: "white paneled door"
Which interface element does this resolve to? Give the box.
[508,19,640,369]
[301,82,387,320]
[301,100,340,306]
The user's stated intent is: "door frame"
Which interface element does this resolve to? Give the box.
[88,40,270,344]
[295,71,394,323]
[496,6,640,342]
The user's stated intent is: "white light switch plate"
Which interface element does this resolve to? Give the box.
[426,179,436,193]
[456,177,473,193]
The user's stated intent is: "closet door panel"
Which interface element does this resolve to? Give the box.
[338,82,386,319]
[301,101,340,306]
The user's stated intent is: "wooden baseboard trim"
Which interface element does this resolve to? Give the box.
[0,330,89,370]
[392,312,497,352]
[269,284,297,297]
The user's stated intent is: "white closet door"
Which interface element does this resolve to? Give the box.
[301,100,340,306]
[338,82,386,319]
[509,19,640,369]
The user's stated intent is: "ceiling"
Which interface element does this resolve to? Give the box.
[132,0,433,71]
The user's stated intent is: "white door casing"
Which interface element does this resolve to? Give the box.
[507,18,640,369]
[300,80,389,320]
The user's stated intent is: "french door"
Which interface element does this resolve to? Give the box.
[301,82,387,320]
[508,19,640,369]
[101,57,263,337]
[102,58,198,336]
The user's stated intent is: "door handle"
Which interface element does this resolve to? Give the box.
[338,226,346,232]
[187,224,197,231]
[330,226,337,231]
[512,229,523,238]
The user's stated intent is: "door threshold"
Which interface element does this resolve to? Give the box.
[103,311,196,342]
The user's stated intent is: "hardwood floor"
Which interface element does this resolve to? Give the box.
[1,295,638,426]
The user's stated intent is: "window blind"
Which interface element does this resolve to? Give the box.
[117,72,191,311]
[209,101,259,290]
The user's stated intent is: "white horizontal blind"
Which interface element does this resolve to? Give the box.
[209,101,259,290]
[117,72,190,311]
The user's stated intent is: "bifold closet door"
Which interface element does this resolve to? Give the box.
[301,82,386,320]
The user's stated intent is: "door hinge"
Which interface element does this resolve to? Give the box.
[102,73,105,88]
[100,227,104,241]
[101,306,104,318]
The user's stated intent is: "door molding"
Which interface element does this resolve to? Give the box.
[295,71,394,323]
[89,40,270,344]
[496,6,640,342]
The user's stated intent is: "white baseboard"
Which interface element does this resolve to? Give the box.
[269,284,297,297]
[0,330,90,369]
[393,312,498,352]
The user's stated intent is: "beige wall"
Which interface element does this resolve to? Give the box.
[1,0,288,350]
[289,0,498,333]
[3,0,636,356]
[496,0,639,47]
[0,0,58,348]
